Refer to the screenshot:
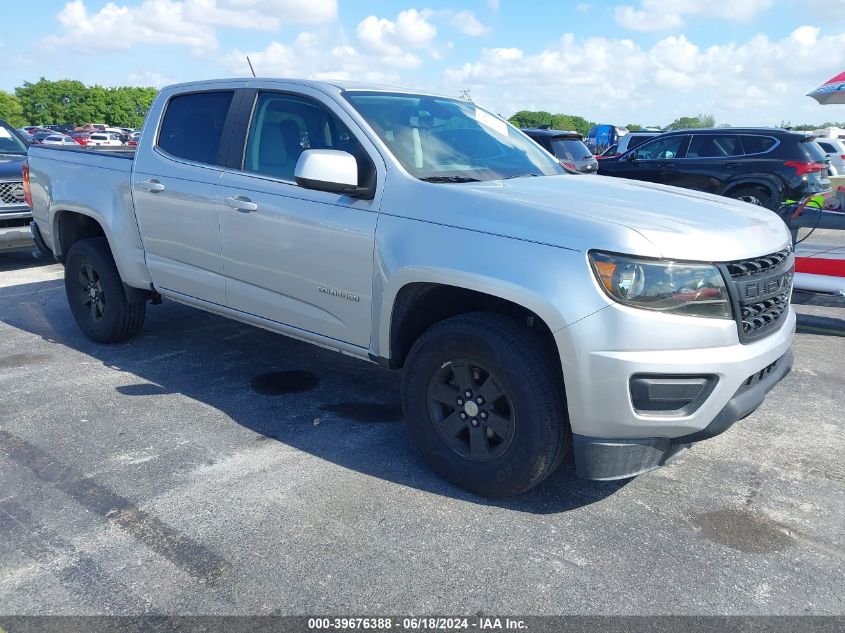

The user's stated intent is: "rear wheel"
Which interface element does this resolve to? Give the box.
[729,186,774,210]
[64,237,146,343]
[401,313,570,497]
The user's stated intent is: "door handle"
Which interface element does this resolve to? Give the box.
[138,179,165,192]
[725,162,742,169]
[224,196,258,213]
[660,161,677,168]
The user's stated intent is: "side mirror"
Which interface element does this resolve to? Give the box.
[294,149,374,199]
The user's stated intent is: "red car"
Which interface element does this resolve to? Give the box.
[70,132,90,146]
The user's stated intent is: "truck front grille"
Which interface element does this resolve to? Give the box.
[739,292,790,334]
[726,248,791,278]
[0,181,26,208]
[721,247,794,343]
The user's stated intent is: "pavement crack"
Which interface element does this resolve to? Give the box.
[0,428,229,587]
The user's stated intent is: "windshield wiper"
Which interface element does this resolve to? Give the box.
[502,173,543,180]
[420,175,481,183]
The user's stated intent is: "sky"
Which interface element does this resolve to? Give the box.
[1,0,844,127]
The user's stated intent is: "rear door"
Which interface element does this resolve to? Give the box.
[132,83,245,304]
[217,84,384,348]
[669,133,742,193]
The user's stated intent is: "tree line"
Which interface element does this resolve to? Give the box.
[2,79,840,135]
[0,79,157,129]
[506,111,721,135]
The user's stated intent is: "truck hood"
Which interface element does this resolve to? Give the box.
[0,154,26,180]
[389,174,792,262]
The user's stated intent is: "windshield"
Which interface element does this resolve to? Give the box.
[550,138,592,161]
[0,121,29,154]
[344,92,564,181]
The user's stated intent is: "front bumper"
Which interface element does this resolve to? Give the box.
[572,348,793,480]
[0,210,34,252]
[555,300,796,480]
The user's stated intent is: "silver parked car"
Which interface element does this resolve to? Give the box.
[27,79,795,497]
[41,135,79,147]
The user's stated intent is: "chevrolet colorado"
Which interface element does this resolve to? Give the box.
[26,79,795,497]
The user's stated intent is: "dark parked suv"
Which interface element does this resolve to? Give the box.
[522,128,599,174]
[597,128,830,209]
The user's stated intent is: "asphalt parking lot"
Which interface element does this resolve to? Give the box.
[0,250,843,616]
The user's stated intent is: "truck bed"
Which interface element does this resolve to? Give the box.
[27,143,151,290]
[29,144,136,161]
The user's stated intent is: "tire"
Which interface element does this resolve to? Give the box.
[64,237,146,343]
[729,186,775,210]
[401,312,570,497]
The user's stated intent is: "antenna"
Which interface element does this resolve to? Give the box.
[246,56,256,78]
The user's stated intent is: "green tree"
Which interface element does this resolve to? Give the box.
[665,113,716,130]
[11,79,159,128]
[16,78,91,125]
[550,114,593,136]
[508,110,593,135]
[508,110,553,129]
[0,91,26,126]
[625,123,643,132]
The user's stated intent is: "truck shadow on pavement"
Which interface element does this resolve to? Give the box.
[0,251,53,273]
[0,278,627,514]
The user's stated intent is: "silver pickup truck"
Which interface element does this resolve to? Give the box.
[26,79,795,497]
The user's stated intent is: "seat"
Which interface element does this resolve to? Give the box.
[279,119,304,170]
[256,122,292,180]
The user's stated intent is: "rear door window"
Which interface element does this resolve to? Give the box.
[739,135,776,155]
[817,141,836,154]
[687,135,741,158]
[157,91,234,165]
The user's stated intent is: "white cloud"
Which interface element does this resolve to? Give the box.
[450,10,489,37]
[442,26,845,126]
[184,0,337,30]
[44,0,218,53]
[42,0,337,53]
[222,32,406,84]
[575,3,593,13]
[126,71,174,88]
[614,0,773,31]
[487,0,500,11]
[355,9,438,68]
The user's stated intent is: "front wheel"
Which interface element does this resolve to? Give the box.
[64,237,146,343]
[401,313,570,497]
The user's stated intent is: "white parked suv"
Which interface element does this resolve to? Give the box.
[25,79,795,497]
[815,137,845,176]
[87,132,123,147]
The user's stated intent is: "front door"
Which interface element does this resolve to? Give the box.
[218,87,382,348]
[622,134,690,185]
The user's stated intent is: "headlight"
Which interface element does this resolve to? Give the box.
[589,251,732,319]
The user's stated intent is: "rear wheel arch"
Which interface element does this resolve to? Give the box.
[722,178,778,198]
[53,210,108,262]
[723,181,781,209]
